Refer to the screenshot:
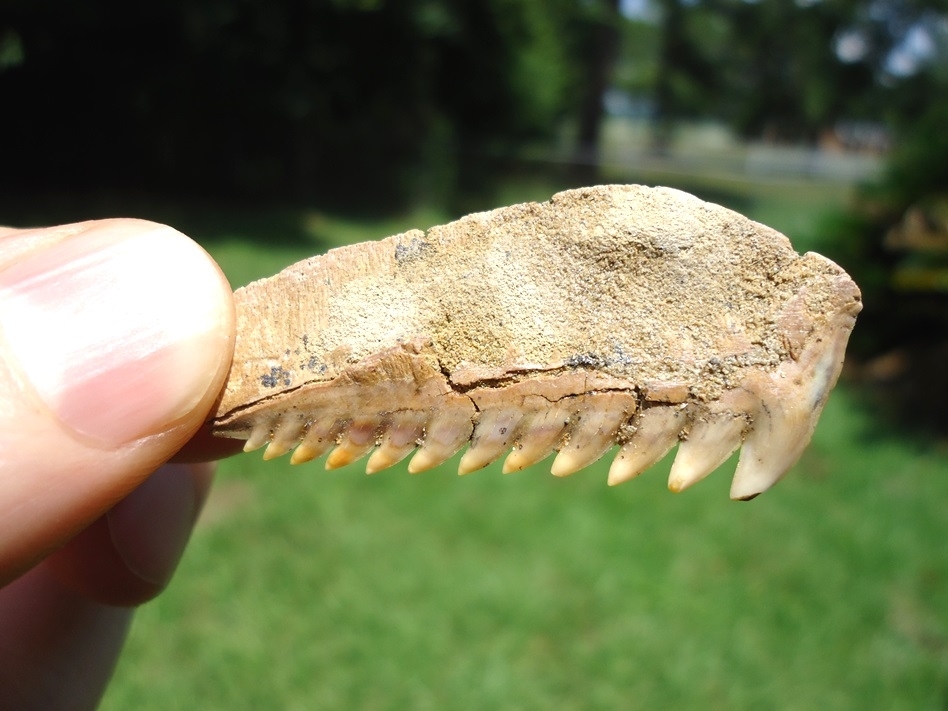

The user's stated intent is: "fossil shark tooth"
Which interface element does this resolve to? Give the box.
[458,407,525,475]
[289,418,343,465]
[550,393,638,477]
[607,405,685,486]
[502,406,571,473]
[668,412,746,493]
[212,184,862,499]
[364,410,427,474]
[325,417,380,470]
[406,403,474,474]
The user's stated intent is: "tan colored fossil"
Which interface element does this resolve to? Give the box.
[211,185,861,500]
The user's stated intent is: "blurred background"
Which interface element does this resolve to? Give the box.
[2,1,948,708]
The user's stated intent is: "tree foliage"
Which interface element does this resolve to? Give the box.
[0,0,584,208]
[2,0,946,209]
[621,0,947,142]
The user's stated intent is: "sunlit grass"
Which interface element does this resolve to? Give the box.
[97,180,948,709]
[102,387,948,710]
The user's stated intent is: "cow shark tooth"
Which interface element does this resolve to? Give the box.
[211,185,861,500]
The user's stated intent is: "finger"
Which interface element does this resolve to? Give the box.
[173,420,244,463]
[0,219,235,584]
[0,561,132,710]
[44,462,215,607]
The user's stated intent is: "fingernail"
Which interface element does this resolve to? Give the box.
[106,463,213,587]
[0,220,232,446]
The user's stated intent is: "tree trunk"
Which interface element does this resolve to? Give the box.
[574,0,621,174]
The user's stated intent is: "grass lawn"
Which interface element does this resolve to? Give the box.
[84,177,948,710]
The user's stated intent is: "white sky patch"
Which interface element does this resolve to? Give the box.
[886,22,938,76]
[834,28,870,63]
[620,0,659,22]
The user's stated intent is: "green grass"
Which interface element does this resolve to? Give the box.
[96,180,948,710]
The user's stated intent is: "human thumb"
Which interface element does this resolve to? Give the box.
[0,219,235,584]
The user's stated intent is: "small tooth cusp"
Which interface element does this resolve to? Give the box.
[263,440,292,461]
[407,402,475,474]
[550,393,636,477]
[458,408,524,475]
[502,407,570,473]
[244,425,271,453]
[608,405,685,486]
[667,413,746,493]
[289,418,343,465]
[325,418,380,470]
[262,418,306,460]
[365,411,427,474]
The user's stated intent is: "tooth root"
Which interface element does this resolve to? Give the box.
[502,408,569,474]
[408,406,474,474]
[244,424,272,453]
[389,411,429,447]
[668,413,746,493]
[458,409,523,475]
[289,418,342,466]
[325,418,380,470]
[608,406,685,486]
[551,398,632,477]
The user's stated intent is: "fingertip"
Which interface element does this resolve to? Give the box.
[44,463,214,607]
[0,220,235,581]
[0,219,236,447]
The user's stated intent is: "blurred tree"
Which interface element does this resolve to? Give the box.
[650,0,719,150]
[574,0,622,166]
[0,0,582,209]
[642,0,946,143]
[813,7,948,431]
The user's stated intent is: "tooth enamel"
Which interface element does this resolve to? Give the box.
[365,442,414,474]
[458,408,524,475]
[502,407,570,473]
[550,393,636,477]
[289,418,343,465]
[244,424,272,453]
[325,418,380,469]
[608,405,685,486]
[290,442,324,465]
[729,331,850,500]
[263,440,292,460]
[325,421,378,469]
[408,406,474,474]
[668,413,746,492]
[730,422,789,501]
[262,418,306,460]
[365,411,426,474]
[325,441,373,469]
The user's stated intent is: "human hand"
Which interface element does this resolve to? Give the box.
[0,219,237,709]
